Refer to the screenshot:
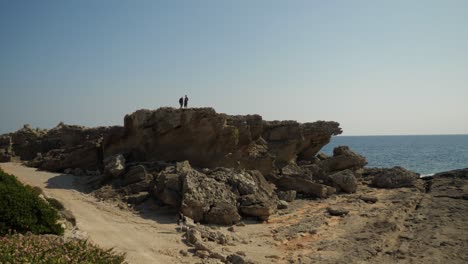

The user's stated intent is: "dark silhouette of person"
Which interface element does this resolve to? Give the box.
[184,95,189,108]
[178,96,183,108]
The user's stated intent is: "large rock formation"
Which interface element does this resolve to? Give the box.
[2,108,342,175]
[0,107,347,224]
[369,166,421,189]
[102,108,342,176]
[155,161,278,224]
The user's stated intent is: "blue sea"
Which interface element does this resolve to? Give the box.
[321,135,468,176]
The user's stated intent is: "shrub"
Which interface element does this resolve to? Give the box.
[0,233,127,264]
[47,197,65,211]
[0,168,64,235]
[31,186,44,195]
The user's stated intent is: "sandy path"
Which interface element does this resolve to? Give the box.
[0,162,190,264]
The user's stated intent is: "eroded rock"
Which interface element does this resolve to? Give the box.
[329,169,358,193]
[371,166,420,188]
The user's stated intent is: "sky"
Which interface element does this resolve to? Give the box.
[0,0,467,136]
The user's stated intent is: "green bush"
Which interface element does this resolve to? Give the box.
[0,233,127,264]
[0,168,64,236]
[47,197,65,211]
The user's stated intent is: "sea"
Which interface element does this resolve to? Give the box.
[321,135,468,176]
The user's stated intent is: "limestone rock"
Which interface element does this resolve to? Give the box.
[155,162,278,224]
[327,207,349,216]
[321,146,367,172]
[37,142,101,172]
[104,108,341,175]
[275,176,331,198]
[154,164,184,207]
[122,165,151,186]
[277,190,296,202]
[0,135,14,162]
[371,166,420,188]
[104,154,125,177]
[125,192,150,205]
[329,169,358,193]
[277,200,289,209]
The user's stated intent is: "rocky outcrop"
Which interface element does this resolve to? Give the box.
[0,135,14,162]
[1,108,341,176]
[103,154,126,178]
[0,107,347,225]
[154,161,278,224]
[370,166,421,188]
[320,145,367,172]
[328,169,358,193]
[103,108,342,175]
[274,163,333,198]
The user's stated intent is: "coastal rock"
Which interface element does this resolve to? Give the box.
[277,200,289,209]
[103,108,342,175]
[154,164,184,207]
[103,154,126,178]
[274,163,332,198]
[277,190,296,202]
[0,135,14,162]
[36,141,102,172]
[181,166,241,225]
[275,176,332,198]
[154,161,278,224]
[329,169,358,193]
[320,146,367,172]
[327,207,349,216]
[125,192,150,205]
[121,165,151,186]
[371,166,420,188]
[1,108,341,176]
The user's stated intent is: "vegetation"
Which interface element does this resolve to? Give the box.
[0,233,127,264]
[0,168,127,263]
[47,197,65,211]
[0,168,63,235]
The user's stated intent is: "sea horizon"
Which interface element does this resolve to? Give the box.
[322,134,468,176]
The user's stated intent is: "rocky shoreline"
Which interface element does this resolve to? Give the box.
[1,107,467,263]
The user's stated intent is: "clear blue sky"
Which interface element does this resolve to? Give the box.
[1,0,467,135]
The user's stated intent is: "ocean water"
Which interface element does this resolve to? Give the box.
[321,135,468,176]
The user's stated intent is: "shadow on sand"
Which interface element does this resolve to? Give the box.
[45,173,178,225]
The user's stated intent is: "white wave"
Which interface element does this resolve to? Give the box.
[420,173,435,178]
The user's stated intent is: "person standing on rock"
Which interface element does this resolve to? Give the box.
[178,96,183,108]
[184,95,189,108]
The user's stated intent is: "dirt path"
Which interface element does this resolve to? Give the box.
[0,162,191,264]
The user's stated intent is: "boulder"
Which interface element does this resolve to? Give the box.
[37,141,101,172]
[320,146,367,172]
[0,135,14,162]
[210,168,278,221]
[125,192,150,205]
[277,190,296,202]
[103,154,125,177]
[316,152,329,160]
[277,200,288,209]
[154,165,184,207]
[371,166,420,188]
[275,176,332,198]
[154,161,278,224]
[360,195,378,203]
[181,169,241,225]
[122,165,151,186]
[327,207,349,216]
[272,162,333,198]
[329,169,358,193]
